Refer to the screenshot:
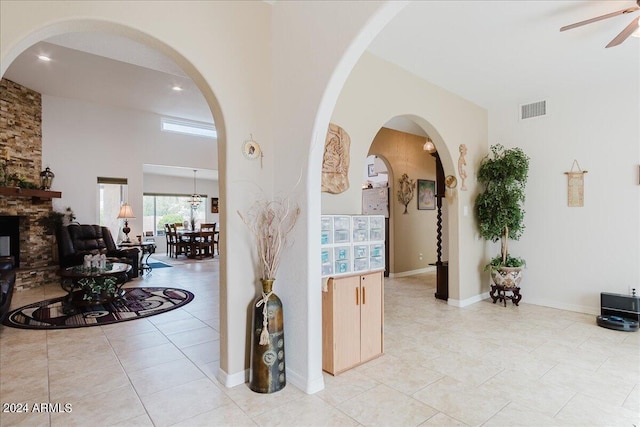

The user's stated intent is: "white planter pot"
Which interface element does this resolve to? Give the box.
[491,266,523,288]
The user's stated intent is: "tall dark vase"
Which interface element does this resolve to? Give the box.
[249,279,286,393]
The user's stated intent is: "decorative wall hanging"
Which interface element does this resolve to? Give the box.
[321,123,350,194]
[445,175,458,189]
[417,179,436,210]
[564,160,588,207]
[458,144,468,191]
[397,173,415,214]
[211,197,219,213]
[445,175,458,199]
[242,134,262,167]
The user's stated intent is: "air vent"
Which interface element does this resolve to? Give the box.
[520,100,547,120]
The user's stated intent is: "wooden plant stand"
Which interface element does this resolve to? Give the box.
[490,284,522,307]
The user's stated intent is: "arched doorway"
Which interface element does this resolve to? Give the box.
[1,18,228,374]
[367,120,447,282]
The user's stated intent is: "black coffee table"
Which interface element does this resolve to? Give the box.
[57,262,132,314]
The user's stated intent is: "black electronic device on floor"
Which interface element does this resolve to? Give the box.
[596,315,639,332]
[598,292,639,332]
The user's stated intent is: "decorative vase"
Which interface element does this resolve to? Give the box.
[249,279,286,393]
[491,266,523,288]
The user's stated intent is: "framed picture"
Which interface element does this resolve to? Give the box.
[417,179,436,210]
[367,163,377,177]
[211,197,219,213]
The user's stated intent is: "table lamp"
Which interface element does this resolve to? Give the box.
[117,203,136,243]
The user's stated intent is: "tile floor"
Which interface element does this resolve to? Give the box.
[1,257,639,426]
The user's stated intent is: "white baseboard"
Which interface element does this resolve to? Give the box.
[523,297,598,316]
[389,266,436,278]
[448,292,490,307]
[286,368,325,394]
[217,368,248,388]
[447,292,598,316]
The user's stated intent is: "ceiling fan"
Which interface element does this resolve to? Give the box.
[560,0,640,48]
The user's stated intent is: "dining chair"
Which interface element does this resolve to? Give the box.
[168,224,189,258]
[164,224,175,258]
[198,223,217,258]
[198,223,219,256]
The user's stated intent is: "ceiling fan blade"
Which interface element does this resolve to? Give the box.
[606,15,640,47]
[560,6,639,31]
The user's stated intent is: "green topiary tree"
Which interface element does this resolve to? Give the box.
[475,144,529,269]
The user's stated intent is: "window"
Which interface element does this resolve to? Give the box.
[161,117,217,139]
[143,194,206,236]
[98,177,128,239]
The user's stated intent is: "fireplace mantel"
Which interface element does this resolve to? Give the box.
[0,186,62,200]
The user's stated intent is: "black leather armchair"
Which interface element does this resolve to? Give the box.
[56,224,139,278]
[0,256,16,323]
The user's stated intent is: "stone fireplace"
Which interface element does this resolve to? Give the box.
[1,78,60,290]
[0,216,20,265]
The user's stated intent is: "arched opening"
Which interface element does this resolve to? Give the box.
[1,18,229,375]
[367,119,449,281]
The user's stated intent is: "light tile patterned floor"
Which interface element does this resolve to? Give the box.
[1,257,639,426]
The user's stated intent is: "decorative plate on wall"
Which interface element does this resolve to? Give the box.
[445,175,458,188]
[242,137,261,160]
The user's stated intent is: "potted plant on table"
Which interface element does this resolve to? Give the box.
[475,144,529,288]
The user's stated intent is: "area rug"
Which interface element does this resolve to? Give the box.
[148,261,173,269]
[2,287,194,330]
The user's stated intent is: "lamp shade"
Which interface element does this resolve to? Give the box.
[423,138,436,153]
[117,203,136,219]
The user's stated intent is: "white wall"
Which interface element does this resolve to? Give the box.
[2,0,273,388]
[42,95,217,239]
[488,68,640,314]
[270,1,402,393]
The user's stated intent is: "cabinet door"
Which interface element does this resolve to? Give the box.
[360,272,383,362]
[333,275,362,372]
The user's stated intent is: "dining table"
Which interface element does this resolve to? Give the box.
[177,229,217,259]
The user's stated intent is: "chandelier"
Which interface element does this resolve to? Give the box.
[189,169,202,208]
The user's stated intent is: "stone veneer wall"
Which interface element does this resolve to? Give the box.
[1,78,58,290]
[1,79,42,181]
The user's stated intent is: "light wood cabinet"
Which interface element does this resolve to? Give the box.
[322,271,383,375]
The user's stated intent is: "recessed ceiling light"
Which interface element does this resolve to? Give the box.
[172,86,183,91]
[37,55,51,61]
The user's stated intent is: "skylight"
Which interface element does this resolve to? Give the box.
[161,118,216,139]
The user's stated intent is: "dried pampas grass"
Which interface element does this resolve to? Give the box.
[238,197,300,280]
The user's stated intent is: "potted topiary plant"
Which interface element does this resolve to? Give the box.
[475,144,529,288]
[38,207,76,235]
